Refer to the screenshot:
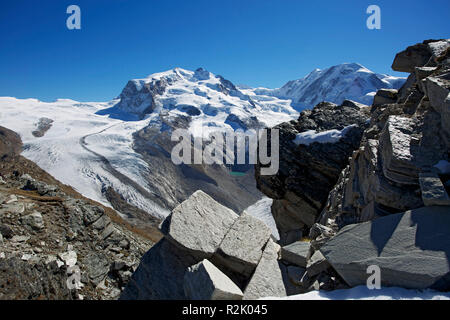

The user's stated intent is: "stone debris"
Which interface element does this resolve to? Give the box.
[280,241,311,268]
[243,239,286,300]
[214,211,272,277]
[419,173,450,206]
[184,259,243,300]
[162,190,238,259]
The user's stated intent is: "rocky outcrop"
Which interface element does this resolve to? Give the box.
[255,101,370,244]
[318,39,450,229]
[32,118,53,138]
[213,212,272,278]
[391,39,449,73]
[309,39,450,292]
[280,241,311,268]
[0,127,22,158]
[0,126,155,300]
[320,206,450,290]
[121,191,289,300]
[243,239,286,299]
[184,259,244,300]
[161,190,238,260]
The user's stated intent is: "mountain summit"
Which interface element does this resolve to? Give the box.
[0,63,404,230]
[250,63,405,110]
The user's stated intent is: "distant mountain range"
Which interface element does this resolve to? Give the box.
[0,63,405,227]
[248,63,405,110]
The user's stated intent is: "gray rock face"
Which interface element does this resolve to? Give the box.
[379,116,420,185]
[122,191,288,300]
[21,211,45,230]
[255,101,370,244]
[321,206,450,290]
[280,241,311,268]
[0,257,71,299]
[121,238,199,300]
[82,252,110,286]
[163,190,238,259]
[319,40,450,231]
[286,265,306,286]
[391,41,433,73]
[391,40,449,73]
[419,173,450,206]
[373,89,398,106]
[184,259,243,300]
[214,212,271,277]
[32,117,53,138]
[243,239,286,300]
[306,251,330,277]
[426,74,450,145]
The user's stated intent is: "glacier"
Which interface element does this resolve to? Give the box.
[0,63,405,221]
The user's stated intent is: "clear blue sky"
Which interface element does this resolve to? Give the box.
[1,0,449,102]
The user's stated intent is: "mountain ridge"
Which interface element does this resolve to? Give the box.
[247,62,405,110]
[0,63,404,231]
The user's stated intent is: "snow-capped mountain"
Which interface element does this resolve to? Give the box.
[100,67,298,137]
[0,64,404,228]
[248,63,405,110]
[0,68,299,226]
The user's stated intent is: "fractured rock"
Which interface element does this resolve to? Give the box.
[58,250,77,268]
[82,252,110,286]
[306,250,330,277]
[280,241,311,268]
[21,211,45,230]
[184,259,243,300]
[162,190,238,259]
[255,101,370,244]
[391,41,432,73]
[243,239,286,300]
[379,116,420,185]
[419,173,450,206]
[120,238,199,299]
[213,211,271,277]
[320,206,450,290]
[286,265,306,286]
[426,74,450,143]
[373,89,398,106]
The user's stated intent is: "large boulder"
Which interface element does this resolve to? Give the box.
[391,41,433,73]
[426,73,450,145]
[319,40,450,230]
[120,239,199,299]
[184,259,243,300]
[320,206,450,290]
[243,239,286,299]
[306,250,330,277]
[391,39,449,73]
[161,190,238,259]
[213,212,272,278]
[419,173,450,206]
[280,241,311,268]
[379,116,420,185]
